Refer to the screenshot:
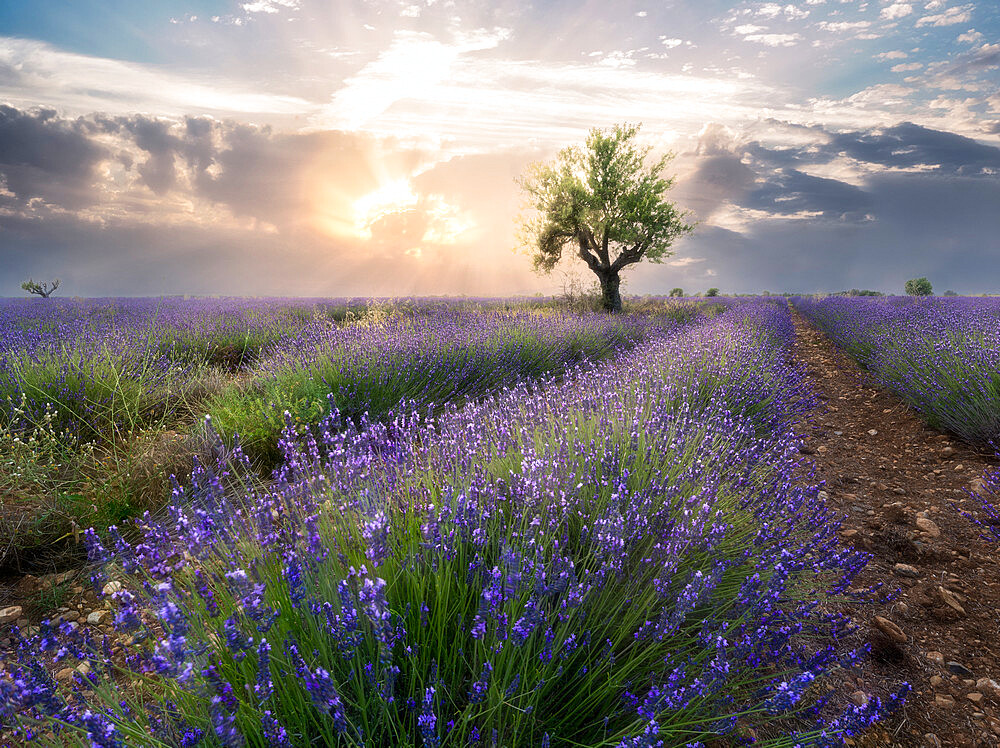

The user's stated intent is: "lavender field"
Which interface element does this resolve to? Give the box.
[0,297,908,746]
[793,296,1000,448]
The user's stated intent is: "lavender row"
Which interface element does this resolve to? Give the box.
[0,301,904,746]
[208,308,675,466]
[0,297,673,446]
[793,296,1000,447]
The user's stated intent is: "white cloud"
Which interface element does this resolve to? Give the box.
[242,0,300,13]
[876,50,909,59]
[743,33,803,46]
[916,4,973,26]
[754,3,810,19]
[734,24,768,34]
[0,37,312,119]
[600,51,637,68]
[321,28,510,130]
[817,20,873,32]
[636,10,648,17]
[891,62,923,71]
[957,29,984,44]
[880,3,913,20]
[660,37,684,48]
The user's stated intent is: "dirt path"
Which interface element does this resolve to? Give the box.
[792,309,1000,747]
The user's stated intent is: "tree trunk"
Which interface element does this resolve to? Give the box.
[598,271,622,313]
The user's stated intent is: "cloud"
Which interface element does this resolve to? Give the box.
[880,3,913,20]
[742,33,803,47]
[916,4,973,27]
[957,29,985,44]
[876,50,909,60]
[891,62,923,72]
[242,0,300,13]
[0,105,107,209]
[0,37,313,121]
[817,21,872,32]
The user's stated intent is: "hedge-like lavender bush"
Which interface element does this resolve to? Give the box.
[0,303,905,746]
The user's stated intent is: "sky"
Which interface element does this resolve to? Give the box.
[0,0,998,297]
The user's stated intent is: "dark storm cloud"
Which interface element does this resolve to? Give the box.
[829,123,1000,175]
[743,168,871,220]
[0,104,107,207]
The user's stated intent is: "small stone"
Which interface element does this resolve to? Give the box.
[840,528,858,538]
[930,675,944,687]
[955,464,964,472]
[927,651,945,665]
[0,606,22,624]
[916,517,941,537]
[971,478,988,494]
[976,677,1000,695]
[947,661,973,677]
[75,661,90,676]
[967,692,984,703]
[868,429,878,436]
[942,447,955,456]
[817,445,828,453]
[55,667,75,683]
[938,587,966,616]
[893,563,920,578]
[850,690,869,707]
[935,694,956,708]
[102,581,122,596]
[86,610,109,625]
[873,616,907,643]
[892,487,906,495]
[817,490,829,500]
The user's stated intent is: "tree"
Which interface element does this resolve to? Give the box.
[518,123,694,312]
[705,287,719,297]
[943,289,958,297]
[668,287,684,298]
[21,278,60,298]
[904,277,933,296]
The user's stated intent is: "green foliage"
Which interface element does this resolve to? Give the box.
[20,278,60,298]
[517,123,694,311]
[668,287,684,298]
[943,289,959,297]
[705,287,719,297]
[904,277,933,296]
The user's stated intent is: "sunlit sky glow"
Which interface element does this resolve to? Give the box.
[1,0,998,296]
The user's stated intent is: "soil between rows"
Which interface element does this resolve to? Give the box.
[791,309,1000,747]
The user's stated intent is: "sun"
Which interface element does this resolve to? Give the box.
[351,178,420,240]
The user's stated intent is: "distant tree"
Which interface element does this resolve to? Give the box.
[668,287,684,298]
[518,123,694,312]
[904,277,933,296]
[943,289,958,297]
[21,278,60,298]
[705,287,719,297]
